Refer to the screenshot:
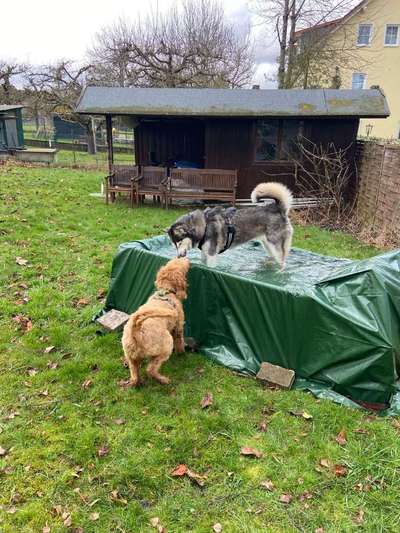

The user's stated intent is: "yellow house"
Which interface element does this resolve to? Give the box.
[295,0,400,139]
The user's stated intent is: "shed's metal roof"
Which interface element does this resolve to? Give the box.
[0,105,24,112]
[76,86,389,118]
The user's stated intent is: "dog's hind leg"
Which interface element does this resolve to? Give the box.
[146,332,173,384]
[260,235,283,267]
[146,353,171,385]
[281,227,293,270]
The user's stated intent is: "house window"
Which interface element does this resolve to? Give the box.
[385,25,399,46]
[352,72,367,89]
[255,119,302,161]
[357,24,372,45]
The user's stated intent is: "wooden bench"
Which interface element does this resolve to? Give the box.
[164,168,237,208]
[105,165,138,206]
[135,166,168,205]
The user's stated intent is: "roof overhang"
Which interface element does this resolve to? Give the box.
[75,86,390,119]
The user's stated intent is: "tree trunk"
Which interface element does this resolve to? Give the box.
[278,0,290,89]
[86,121,96,154]
[285,0,297,88]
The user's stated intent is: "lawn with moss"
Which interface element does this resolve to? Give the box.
[1,164,400,533]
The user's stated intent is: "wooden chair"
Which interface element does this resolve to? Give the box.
[105,165,139,207]
[164,168,237,208]
[134,166,168,205]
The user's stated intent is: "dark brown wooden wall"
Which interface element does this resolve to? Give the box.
[135,119,204,166]
[134,116,360,198]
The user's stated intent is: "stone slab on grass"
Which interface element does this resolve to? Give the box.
[257,362,295,390]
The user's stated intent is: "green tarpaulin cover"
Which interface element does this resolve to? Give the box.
[104,236,400,414]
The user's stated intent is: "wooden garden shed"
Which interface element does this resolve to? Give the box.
[76,87,389,198]
[0,105,24,151]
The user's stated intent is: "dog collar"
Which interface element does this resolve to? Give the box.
[153,288,176,300]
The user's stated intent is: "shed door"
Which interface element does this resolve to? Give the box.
[5,117,19,148]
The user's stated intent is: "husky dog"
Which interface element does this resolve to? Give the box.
[167,182,293,269]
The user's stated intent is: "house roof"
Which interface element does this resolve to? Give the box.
[294,0,368,39]
[76,86,389,118]
[294,18,343,38]
[0,105,24,112]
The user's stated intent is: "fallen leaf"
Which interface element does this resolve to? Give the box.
[82,379,93,389]
[118,379,132,388]
[12,314,32,332]
[97,288,107,300]
[186,468,207,487]
[257,419,268,432]
[315,528,325,533]
[392,419,400,431]
[74,298,89,307]
[63,514,72,527]
[200,392,213,409]
[299,490,313,501]
[335,429,347,446]
[319,459,331,469]
[170,464,206,486]
[27,367,39,376]
[43,525,51,533]
[171,464,188,476]
[354,427,369,434]
[240,447,263,458]
[47,361,58,370]
[213,523,222,533]
[89,512,99,521]
[333,464,348,477]
[7,506,17,514]
[44,346,55,353]
[279,493,292,504]
[52,505,62,516]
[150,517,160,527]
[262,406,276,416]
[260,479,274,491]
[0,446,8,456]
[97,445,109,457]
[110,489,128,505]
[39,389,49,397]
[289,410,313,420]
[353,509,365,524]
[7,411,19,420]
[15,257,28,266]
[114,418,125,425]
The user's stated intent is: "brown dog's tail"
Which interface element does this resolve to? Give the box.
[128,307,178,333]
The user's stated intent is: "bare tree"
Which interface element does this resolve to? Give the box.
[27,60,98,153]
[250,0,360,88]
[294,137,354,221]
[0,60,26,104]
[88,0,254,88]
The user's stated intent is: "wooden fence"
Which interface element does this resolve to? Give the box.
[356,140,400,242]
[25,138,132,154]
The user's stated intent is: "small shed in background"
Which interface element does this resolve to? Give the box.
[0,105,25,151]
[76,87,389,198]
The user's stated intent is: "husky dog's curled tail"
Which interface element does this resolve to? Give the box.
[251,182,293,215]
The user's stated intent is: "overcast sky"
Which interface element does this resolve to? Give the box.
[1,0,279,87]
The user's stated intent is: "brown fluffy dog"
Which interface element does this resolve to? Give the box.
[121,257,190,386]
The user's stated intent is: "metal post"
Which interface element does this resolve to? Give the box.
[106,114,114,174]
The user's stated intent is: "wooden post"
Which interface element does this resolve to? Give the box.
[106,114,114,175]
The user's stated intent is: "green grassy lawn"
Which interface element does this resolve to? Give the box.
[1,164,399,533]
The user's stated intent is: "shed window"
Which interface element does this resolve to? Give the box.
[255,119,302,161]
[385,25,399,45]
[357,24,372,45]
[352,72,367,89]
